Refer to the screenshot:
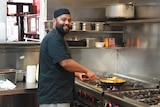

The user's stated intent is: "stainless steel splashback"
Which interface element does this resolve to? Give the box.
[0,44,39,70]
[47,0,118,21]
[118,23,160,81]
[70,49,118,75]
[0,44,117,76]
[1,23,160,82]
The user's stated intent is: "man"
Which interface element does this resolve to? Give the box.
[38,8,97,107]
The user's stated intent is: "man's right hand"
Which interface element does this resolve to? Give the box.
[85,70,97,81]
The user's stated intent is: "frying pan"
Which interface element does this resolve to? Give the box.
[82,75,126,86]
[98,77,126,86]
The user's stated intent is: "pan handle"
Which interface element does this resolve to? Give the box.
[82,75,89,78]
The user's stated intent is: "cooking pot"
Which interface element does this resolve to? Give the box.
[135,4,160,19]
[71,21,81,31]
[105,2,135,19]
[94,22,105,31]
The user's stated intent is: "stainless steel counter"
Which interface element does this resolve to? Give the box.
[0,82,39,107]
[0,82,38,95]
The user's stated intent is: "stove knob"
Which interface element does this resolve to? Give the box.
[105,102,112,107]
[90,96,95,103]
[78,90,83,96]
[82,92,87,99]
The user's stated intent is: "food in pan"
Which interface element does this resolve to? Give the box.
[99,76,126,83]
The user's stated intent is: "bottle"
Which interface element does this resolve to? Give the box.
[104,37,109,48]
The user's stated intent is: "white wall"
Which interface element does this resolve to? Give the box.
[0,1,7,42]
[9,0,33,3]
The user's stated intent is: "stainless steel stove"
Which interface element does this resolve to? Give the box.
[74,78,104,107]
[103,73,159,107]
[104,88,160,107]
[74,73,158,107]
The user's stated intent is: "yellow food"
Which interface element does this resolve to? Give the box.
[111,76,118,82]
[99,76,126,83]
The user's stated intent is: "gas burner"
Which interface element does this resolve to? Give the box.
[120,89,160,105]
[108,88,160,106]
[75,74,159,107]
[84,80,123,91]
[104,86,119,91]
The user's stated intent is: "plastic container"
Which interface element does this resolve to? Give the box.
[86,38,96,47]
[16,70,25,82]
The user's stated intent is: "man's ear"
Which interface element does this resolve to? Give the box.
[52,18,56,28]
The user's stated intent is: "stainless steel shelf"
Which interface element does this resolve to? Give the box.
[45,29,124,33]
[70,30,124,34]
[69,46,124,49]
[106,18,160,25]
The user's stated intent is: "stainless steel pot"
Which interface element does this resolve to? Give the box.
[94,22,104,31]
[71,21,81,31]
[105,2,135,19]
[135,4,160,19]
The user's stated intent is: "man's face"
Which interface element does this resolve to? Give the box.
[55,14,72,35]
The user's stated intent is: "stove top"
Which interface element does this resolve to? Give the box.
[105,88,160,107]
[75,74,157,92]
[102,74,159,107]
[75,78,103,93]
[75,74,158,107]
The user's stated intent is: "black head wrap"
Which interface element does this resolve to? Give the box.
[54,8,70,18]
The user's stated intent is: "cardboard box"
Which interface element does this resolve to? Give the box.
[109,38,115,48]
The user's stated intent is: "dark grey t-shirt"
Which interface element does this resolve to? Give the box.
[38,29,74,104]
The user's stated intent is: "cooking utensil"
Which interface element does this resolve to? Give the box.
[97,76,126,86]
[71,21,81,31]
[94,22,104,31]
[82,22,92,31]
[105,2,135,19]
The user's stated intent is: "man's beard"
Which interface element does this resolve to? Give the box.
[56,22,71,35]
